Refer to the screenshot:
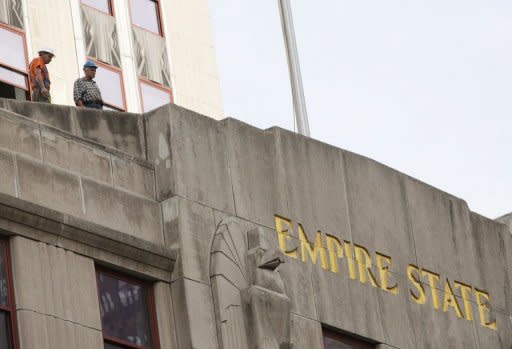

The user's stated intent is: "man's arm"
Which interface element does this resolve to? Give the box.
[73,80,85,107]
[34,68,49,97]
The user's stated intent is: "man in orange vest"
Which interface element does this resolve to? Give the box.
[28,48,55,103]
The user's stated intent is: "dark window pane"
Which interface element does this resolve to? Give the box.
[0,66,27,90]
[323,331,374,349]
[0,311,13,349]
[0,27,27,72]
[104,343,124,349]
[0,80,28,101]
[82,0,112,14]
[98,272,153,348]
[0,242,8,306]
[324,337,353,349]
[129,0,160,34]
[140,81,170,112]
[94,64,125,110]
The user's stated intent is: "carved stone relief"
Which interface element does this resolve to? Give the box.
[210,217,292,349]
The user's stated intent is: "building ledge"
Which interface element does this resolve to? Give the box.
[0,192,176,281]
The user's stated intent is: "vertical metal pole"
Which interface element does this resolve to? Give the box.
[279,0,311,137]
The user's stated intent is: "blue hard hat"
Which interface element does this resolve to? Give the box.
[83,60,98,69]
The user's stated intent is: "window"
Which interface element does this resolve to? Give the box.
[0,239,19,349]
[0,23,29,100]
[139,79,172,112]
[323,329,375,349]
[96,269,160,349]
[91,59,126,111]
[129,0,162,35]
[81,0,113,15]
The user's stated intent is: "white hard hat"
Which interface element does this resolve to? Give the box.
[38,47,55,56]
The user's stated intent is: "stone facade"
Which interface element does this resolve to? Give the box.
[0,98,510,348]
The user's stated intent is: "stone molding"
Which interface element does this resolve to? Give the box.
[210,217,292,349]
[0,192,176,278]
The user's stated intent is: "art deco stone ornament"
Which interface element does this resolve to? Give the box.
[210,218,292,349]
[243,228,292,349]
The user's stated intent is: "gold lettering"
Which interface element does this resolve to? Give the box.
[354,244,379,288]
[343,241,357,280]
[298,224,329,270]
[422,269,441,310]
[325,234,344,273]
[274,215,298,259]
[375,252,398,295]
[454,281,473,321]
[407,265,426,304]
[474,289,497,330]
[442,279,463,318]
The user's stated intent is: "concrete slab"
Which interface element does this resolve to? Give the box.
[290,314,323,349]
[280,256,318,320]
[0,192,175,276]
[170,277,218,349]
[42,130,112,184]
[408,283,480,349]
[10,236,101,330]
[223,120,289,228]
[162,197,216,284]
[404,177,481,285]
[112,155,155,198]
[17,156,83,217]
[469,213,511,313]
[374,273,418,349]
[0,113,41,159]
[82,178,163,244]
[475,309,512,349]
[497,212,512,235]
[275,127,351,238]
[210,277,248,349]
[503,228,512,315]
[144,106,173,200]
[0,98,73,133]
[344,151,417,273]
[74,108,145,158]
[0,149,15,196]
[16,310,103,349]
[310,261,386,344]
[146,104,235,213]
[171,106,235,213]
[154,282,178,349]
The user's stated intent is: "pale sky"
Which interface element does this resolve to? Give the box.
[209,0,512,219]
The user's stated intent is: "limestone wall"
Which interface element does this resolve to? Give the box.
[0,99,509,348]
[146,103,512,348]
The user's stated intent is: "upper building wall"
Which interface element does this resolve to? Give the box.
[0,0,223,118]
[162,0,224,119]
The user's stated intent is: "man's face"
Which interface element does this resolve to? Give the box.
[41,53,54,64]
[84,67,97,79]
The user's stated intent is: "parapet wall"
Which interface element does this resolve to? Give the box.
[0,98,510,348]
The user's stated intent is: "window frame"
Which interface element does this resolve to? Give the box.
[323,328,376,349]
[0,238,20,349]
[80,0,115,16]
[95,267,161,349]
[0,22,29,92]
[87,57,127,111]
[138,78,173,112]
[127,0,164,36]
